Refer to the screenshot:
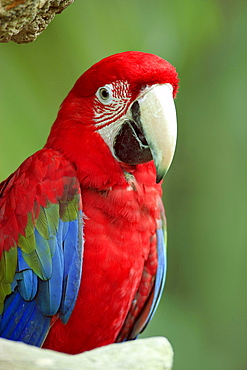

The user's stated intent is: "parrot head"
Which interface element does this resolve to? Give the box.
[46,51,179,187]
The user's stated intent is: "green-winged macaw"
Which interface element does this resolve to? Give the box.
[0,51,178,354]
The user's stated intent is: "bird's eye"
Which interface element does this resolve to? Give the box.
[96,85,113,104]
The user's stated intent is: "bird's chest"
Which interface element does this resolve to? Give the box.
[49,180,160,353]
[82,179,158,263]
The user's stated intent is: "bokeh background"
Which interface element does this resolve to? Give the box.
[1,1,246,369]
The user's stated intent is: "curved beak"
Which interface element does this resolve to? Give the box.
[138,84,177,183]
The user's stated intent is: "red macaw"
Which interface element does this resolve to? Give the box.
[0,51,178,354]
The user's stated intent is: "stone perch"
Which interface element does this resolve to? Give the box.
[0,0,74,43]
[0,336,173,369]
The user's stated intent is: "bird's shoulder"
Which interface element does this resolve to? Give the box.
[0,148,81,255]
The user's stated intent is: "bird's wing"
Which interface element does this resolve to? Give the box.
[0,148,83,346]
[116,196,166,341]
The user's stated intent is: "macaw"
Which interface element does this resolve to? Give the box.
[0,51,178,354]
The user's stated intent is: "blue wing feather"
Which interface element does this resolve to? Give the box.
[19,304,51,346]
[0,290,51,344]
[144,227,166,324]
[17,248,30,271]
[17,269,38,301]
[36,236,63,316]
[0,157,83,347]
[60,212,83,323]
[8,297,37,340]
[63,219,79,277]
[0,291,22,335]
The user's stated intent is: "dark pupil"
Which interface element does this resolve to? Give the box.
[101,88,109,99]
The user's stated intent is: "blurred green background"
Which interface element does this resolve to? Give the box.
[1,1,246,369]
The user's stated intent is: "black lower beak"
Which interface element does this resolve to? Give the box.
[113,117,152,165]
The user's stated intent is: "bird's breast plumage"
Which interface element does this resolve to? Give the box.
[43,164,162,353]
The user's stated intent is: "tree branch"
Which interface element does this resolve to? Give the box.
[0,336,174,369]
[0,0,74,43]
